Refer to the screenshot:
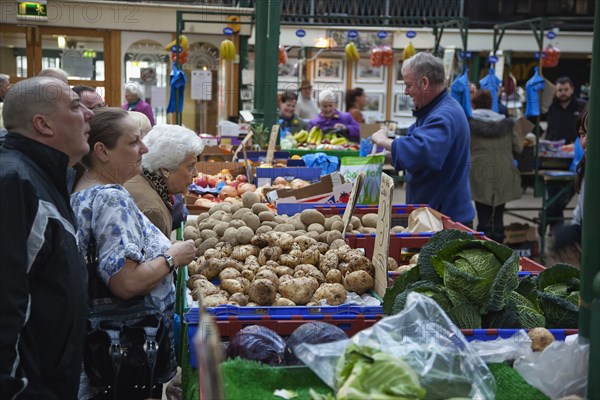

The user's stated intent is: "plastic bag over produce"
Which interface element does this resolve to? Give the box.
[294,293,496,399]
[302,153,339,175]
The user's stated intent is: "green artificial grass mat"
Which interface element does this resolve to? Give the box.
[183,359,550,400]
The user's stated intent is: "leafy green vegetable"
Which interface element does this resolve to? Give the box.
[335,344,426,400]
[431,239,519,313]
[446,304,482,329]
[536,264,580,328]
[484,291,545,329]
[416,229,475,284]
[383,266,421,315]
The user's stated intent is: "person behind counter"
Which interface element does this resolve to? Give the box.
[278,91,307,134]
[371,52,474,226]
[308,89,360,142]
[345,87,367,124]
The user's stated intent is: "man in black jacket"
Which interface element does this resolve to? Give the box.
[0,77,93,399]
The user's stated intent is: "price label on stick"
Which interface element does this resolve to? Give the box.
[372,173,394,298]
[341,171,366,236]
[265,125,279,165]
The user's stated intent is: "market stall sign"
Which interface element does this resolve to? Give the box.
[372,173,394,298]
[406,31,417,39]
[347,30,358,39]
[223,27,234,36]
[295,29,306,38]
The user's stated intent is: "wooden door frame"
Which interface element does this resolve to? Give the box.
[0,24,37,81]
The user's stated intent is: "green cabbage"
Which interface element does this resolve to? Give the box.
[335,344,426,400]
[536,263,580,328]
[431,239,519,313]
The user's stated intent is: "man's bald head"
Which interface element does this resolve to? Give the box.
[3,77,70,135]
[38,68,69,83]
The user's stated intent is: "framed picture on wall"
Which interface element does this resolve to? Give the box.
[314,58,344,82]
[364,92,384,114]
[394,91,414,115]
[278,57,299,80]
[355,59,384,83]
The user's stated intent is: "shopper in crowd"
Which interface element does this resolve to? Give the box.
[124,124,204,237]
[295,79,320,120]
[122,82,155,126]
[0,76,93,398]
[372,52,475,226]
[73,85,106,110]
[128,110,153,138]
[552,104,589,267]
[469,89,523,243]
[543,76,587,235]
[345,87,367,124]
[71,108,196,399]
[308,89,360,142]
[38,67,69,83]
[0,73,10,129]
[278,91,307,134]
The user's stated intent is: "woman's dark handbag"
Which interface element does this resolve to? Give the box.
[83,237,176,398]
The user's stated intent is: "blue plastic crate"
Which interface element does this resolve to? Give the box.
[256,167,321,187]
[202,304,383,320]
[461,328,577,342]
[234,151,291,162]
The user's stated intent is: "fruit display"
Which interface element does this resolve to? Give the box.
[292,127,359,151]
[344,42,360,62]
[278,45,287,65]
[370,45,393,67]
[403,41,416,60]
[184,205,379,307]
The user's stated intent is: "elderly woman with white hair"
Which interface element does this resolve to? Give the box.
[307,89,360,142]
[125,124,204,236]
[122,82,155,126]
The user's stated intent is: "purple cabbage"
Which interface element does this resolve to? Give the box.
[226,325,285,365]
[284,322,349,365]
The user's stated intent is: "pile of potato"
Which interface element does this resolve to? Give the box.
[183,192,384,307]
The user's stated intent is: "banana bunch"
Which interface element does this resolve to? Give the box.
[293,130,309,143]
[345,42,360,62]
[220,39,236,61]
[331,137,348,145]
[307,126,323,145]
[403,42,416,60]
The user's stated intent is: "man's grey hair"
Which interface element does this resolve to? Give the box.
[38,68,69,83]
[142,124,204,172]
[402,52,446,87]
[2,77,69,134]
[0,74,9,85]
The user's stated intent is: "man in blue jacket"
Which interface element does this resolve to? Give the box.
[372,52,474,225]
[0,77,93,399]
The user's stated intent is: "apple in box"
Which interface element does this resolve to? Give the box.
[194,175,208,188]
[236,174,248,183]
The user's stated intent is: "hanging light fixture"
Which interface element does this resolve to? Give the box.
[57,35,66,49]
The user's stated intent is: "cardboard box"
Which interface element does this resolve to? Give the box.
[268,172,353,204]
[359,123,380,140]
[255,167,321,187]
[196,161,246,176]
[504,223,538,244]
[198,134,219,147]
[199,145,234,162]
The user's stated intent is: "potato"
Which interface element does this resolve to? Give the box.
[213,222,229,237]
[323,217,335,231]
[186,274,206,291]
[236,226,255,245]
[278,254,301,268]
[330,239,347,250]
[194,238,203,248]
[274,298,296,306]
[306,231,321,240]
[307,223,325,234]
[278,276,319,305]
[326,230,343,245]
[261,221,278,228]
[528,327,555,352]
[242,213,261,232]
[231,244,259,261]
[391,225,405,233]
[229,203,242,214]
[221,227,238,246]
[229,293,249,306]
[360,213,378,228]
[301,248,321,266]
[343,270,374,295]
[300,209,326,226]
[257,246,283,265]
[229,220,247,229]
[388,257,399,271]
[184,219,198,229]
[274,223,295,232]
[211,210,227,221]
[310,242,329,255]
[203,293,228,307]
[347,256,374,275]
[219,267,241,281]
[198,218,220,231]
[312,283,347,306]
[294,264,325,284]
[183,225,200,241]
[197,258,225,280]
[293,235,318,252]
[232,207,251,220]
[350,216,362,229]
[291,216,306,231]
[197,237,219,257]
[255,225,273,234]
[330,220,345,233]
[220,278,245,295]
[275,265,294,277]
[215,242,234,258]
[197,212,210,220]
[248,278,277,305]
[200,229,218,241]
[279,274,293,284]
[273,215,286,224]
[242,191,260,209]
[341,249,365,263]
[326,269,343,284]
[319,252,339,275]
[204,248,220,260]
[255,269,279,290]
[241,269,255,281]
[252,203,270,215]
[270,232,294,251]
[187,260,199,275]
[318,231,329,243]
